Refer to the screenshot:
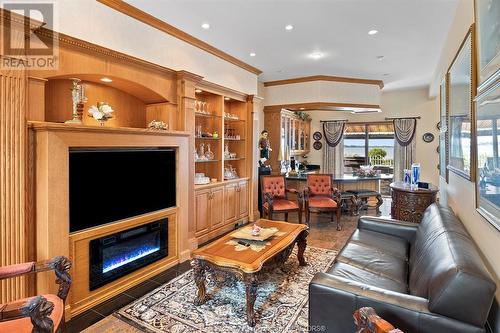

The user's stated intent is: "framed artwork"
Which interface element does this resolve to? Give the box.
[475,0,500,88]
[448,26,476,181]
[439,76,449,182]
[475,74,500,231]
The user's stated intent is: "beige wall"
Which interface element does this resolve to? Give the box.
[433,0,500,298]
[305,87,440,185]
[51,0,258,94]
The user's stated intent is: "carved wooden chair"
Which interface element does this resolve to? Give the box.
[0,256,72,333]
[303,174,342,230]
[261,175,302,223]
[354,307,404,333]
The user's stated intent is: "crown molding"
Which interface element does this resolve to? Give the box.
[263,75,384,89]
[97,0,262,76]
[264,102,381,112]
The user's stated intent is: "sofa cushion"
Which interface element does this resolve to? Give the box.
[337,242,408,285]
[350,229,409,261]
[328,262,407,293]
[409,204,496,327]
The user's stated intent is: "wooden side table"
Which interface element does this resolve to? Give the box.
[390,181,438,223]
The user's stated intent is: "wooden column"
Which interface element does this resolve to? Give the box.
[0,68,29,303]
[247,95,263,221]
[176,70,203,254]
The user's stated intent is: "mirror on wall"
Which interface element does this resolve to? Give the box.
[448,28,475,180]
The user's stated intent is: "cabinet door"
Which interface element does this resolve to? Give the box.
[224,183,238,223]
[195,189,211,236]
[210,186,224,229]
[238,180,249,219]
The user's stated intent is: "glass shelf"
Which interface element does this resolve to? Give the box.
[224,138,245,141]
[223,117,244,122]
[195,136,221,140]
[195,112,221,118]
[195,159,221,163]
[224,157,245,161]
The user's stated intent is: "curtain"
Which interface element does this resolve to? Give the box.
[322,121,347,176]
[393,118,417,181]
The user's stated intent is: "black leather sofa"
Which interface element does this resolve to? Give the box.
[309,204,496,333]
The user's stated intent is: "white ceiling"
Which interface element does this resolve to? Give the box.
[125,0,460,90]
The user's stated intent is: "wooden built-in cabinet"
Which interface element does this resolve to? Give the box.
[264,109,311,172]
[191,83,254,245]
[194,178,250,244]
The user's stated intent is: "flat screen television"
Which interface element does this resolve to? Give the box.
[69,147,176,233]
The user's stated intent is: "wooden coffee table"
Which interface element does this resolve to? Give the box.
[191,219,309,327]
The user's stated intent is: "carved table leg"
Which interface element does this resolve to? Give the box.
[244,273,258,327]
[296,230,309,266]
[376,194,383,214]
[192,259,208,305]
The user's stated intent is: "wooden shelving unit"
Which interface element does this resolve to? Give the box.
[192,86,253,245]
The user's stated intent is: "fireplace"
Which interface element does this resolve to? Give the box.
[89,219,168,290]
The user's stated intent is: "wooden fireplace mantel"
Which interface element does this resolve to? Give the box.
[30,121,191,317]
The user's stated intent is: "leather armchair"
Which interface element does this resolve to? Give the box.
[304,174,341,230]
[309,204,496,333]
[261,175,302,223]
[0,256,72,333]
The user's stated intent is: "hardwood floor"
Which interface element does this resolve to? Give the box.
[71,198,392,333]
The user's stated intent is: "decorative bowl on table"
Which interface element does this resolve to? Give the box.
[231,226,279,241]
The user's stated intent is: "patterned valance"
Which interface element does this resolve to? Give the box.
[323,120,347,147]
[393,118,417,147]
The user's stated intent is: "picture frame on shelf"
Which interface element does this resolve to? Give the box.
[447,25,476,181]
[475,75,500,231]
[475,0,500,88]
[439,75,449,182]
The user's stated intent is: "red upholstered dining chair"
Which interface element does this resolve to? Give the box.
[304,174,342,230]
[261,175,302,223]
[0,256,72,333]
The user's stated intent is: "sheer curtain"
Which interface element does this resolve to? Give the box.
[393,118,417,181]
[322,121,347,176]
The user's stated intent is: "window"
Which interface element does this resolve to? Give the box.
[343,122,395,174]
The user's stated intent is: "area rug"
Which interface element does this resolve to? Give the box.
[115,246,337,333]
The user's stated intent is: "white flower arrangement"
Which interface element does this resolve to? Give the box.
[88,102,114,122]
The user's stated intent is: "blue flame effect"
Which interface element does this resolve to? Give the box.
[102,244,160,273]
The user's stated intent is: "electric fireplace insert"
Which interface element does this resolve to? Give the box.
[89,219,168,290]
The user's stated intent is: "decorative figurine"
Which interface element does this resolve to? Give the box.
[258,130,273,166]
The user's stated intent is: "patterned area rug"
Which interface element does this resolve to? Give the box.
[116,246,336,333]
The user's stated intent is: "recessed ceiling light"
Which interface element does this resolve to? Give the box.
[285,24,294,31]
[250,52,256,57]
[377,55,385,61]
[309,52,324,60]
[224,97,231,101]
[100,77,112,83]
[299,107,305,110]
[195,89,202,93]
[383,73,390,76]
[368,29,378,35]
[201,23,210,29]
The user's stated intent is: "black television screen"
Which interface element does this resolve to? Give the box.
[69,148,176,233]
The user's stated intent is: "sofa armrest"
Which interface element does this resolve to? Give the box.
[358,216,418,243]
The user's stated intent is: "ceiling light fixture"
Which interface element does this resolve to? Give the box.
[100,77,112,83]
[309,52,324,60]
[368,29,378,35]
[195,89,202,93]
[250,52,256,57]
[377,55,385,61]
[285,24,294,31]
[383,73,390,76]
[224,97,231,101]
[201,23,210,29]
